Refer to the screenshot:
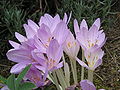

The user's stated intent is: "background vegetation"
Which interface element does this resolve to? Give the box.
[0,0,120,89]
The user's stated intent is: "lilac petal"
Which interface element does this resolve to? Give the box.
[35,65,46,73]
[28,19,39,32]
[63,13,67,23]
[50,14,61,33]
[89,25,99,41]
[47,39,59,60]
[93,59,102,70]
[53,21,69,44]
[10,63,27,74]
[43,68,49,81]
[6,49,32,63]
[80,80,96,90]
[37,24,52,46]
[55,45,63,64]
[9,40,20,49]
[76,57,89,69]
[26,66,45,87]
[80,19,88,30]
[56,61,63,69]
[31,50,45,65]
[74,19,80,35]
[92,18,100,30]
[39,14,53,29]
[23,24,36,39]
[15,32,27,42]
[34,36,46,53]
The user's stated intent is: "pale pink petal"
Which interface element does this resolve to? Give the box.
[80,19,88,30]
[28,19,39,32]
[80,80,96,90]
[56,61,63,69]
[47,39,59,60]
[23,24,36,39]
[15,32,27,42]
[63,13,67,23]
[37,24,52,46]
[92,18,100,30]
[10,63,27,74]
[93,59,102,70]
[6,49,32,63]
[50,14,61,33]
[53,21,69,44]
[9,40,20,49]
[34,36,46,53]
[74,19,80,35]
[76,57,89,69]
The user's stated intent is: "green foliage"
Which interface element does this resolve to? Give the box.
[6,74,15,90]
[58,0,114,27]
[18,82,36,90]
[0,65,36,90]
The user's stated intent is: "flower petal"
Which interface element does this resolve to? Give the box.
[74,19,80,35]
[93,59,102,70]
[76,57,89,69]
[80,80,96,90]
[9,40,20,49]
[53,21,69,44]
[28,19,39,32]
[6,49,32,63]
[80,19,88,30]
[23,24,36,39]
[10,63,27,74]
[47,39,60,60]
[15,32,27,42]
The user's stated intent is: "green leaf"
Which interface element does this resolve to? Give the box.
[0,75,7,84]
[6,74,15,90]
[15,64,31,89]
[18,82,36,90]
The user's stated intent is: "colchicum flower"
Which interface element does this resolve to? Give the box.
[80,80,105,90]
[74,18,106,52]
[6,13,69,87]
[76,49,104,71]
[25,66,48,87]
[80,80,96,90]
[35,39,63,72]
[63,31,79,59]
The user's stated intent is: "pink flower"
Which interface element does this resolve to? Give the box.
[25,66,48,87]
[35,39,63,72]
[76,49,104,71]
[74,18,106,52]
[80,80,96,90]
[63,31,80,59]
[80,80,105,90]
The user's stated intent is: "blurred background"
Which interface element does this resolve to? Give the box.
[0,0,120,89]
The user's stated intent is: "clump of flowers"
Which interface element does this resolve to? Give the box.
[3,13,106,90]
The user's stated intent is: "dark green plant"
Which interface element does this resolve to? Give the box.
[58,0,114,27]
[0,65,36,90]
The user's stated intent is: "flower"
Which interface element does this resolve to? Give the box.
[35,39,63,72]
[80,80,96,90]
[76,49,104,71]
[80,80,105,90]
[39,13,71,33]
[74,18,106,52]
[25,66,48,87]
[63,31,79,59]
[37,21,69,46]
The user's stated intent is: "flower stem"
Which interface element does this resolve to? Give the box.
[70,58,78,84]
[81,50,85,80]
[88,70,93,82]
